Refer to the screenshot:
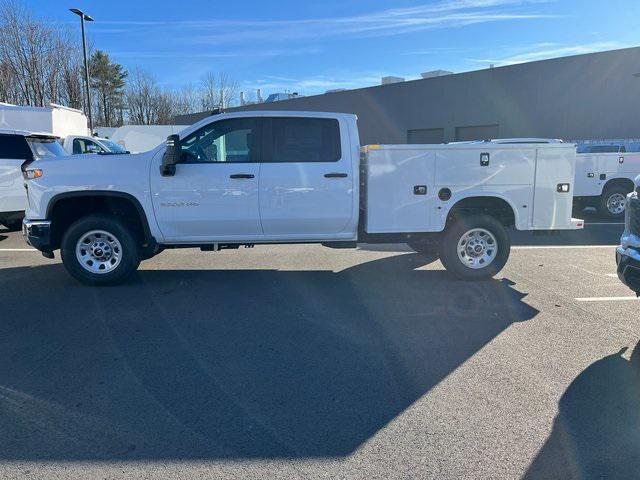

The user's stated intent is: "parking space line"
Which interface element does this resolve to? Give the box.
[0,248,37,252]
[575,296,640,302]
[585,222,624,226]
[513,245,616,250]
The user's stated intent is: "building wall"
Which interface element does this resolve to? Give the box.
[174,47,640,145]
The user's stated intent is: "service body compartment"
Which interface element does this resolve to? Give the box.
[363,146,435,233]
[435,147,535,186]
[531,144,577,229]
[363,142,580,234]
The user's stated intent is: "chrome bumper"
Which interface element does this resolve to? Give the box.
[22,219,53,255]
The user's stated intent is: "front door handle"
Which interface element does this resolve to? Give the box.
[230,174,255,179]
[324,173,348,178]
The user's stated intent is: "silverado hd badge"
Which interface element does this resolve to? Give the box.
[160,201,199,207]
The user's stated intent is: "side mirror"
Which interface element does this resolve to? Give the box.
[161,134,180,177]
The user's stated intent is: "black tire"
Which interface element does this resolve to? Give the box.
[439,214,510,281]
[61,214,140,286]
[598,186,630,219]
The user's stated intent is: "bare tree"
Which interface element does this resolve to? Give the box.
[125,68,159,125]
[200,71,238,110]
[0,0,84,110]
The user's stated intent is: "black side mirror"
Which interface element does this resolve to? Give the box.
[161,134,180,176]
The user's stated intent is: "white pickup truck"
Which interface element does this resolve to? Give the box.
[22,111,582,285]
[61,135,128,155]
[573,149,640,218]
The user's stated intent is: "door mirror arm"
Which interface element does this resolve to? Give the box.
[161,134,180,177]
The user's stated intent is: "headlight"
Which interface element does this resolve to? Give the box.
[23,169,43,180]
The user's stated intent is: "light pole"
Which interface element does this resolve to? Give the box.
[70,8,94,134]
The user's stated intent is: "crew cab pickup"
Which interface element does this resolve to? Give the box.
[616,175,640,294]
[0,129,67,230]
[22,111,583,285]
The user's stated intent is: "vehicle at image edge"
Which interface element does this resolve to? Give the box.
[0,129,68,231]
[573,149,640,218]
[21,111,583,285]
[61,135,129,155]
[616,174,640,295]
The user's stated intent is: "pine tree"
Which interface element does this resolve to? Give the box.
[89,50,127,127]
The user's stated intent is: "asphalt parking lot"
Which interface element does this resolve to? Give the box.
[1,212,638,479]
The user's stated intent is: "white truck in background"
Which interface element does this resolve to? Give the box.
[573,149,640,218]
[61,135,128,155]
[0,129,68,230]
[95,125,188,153]
[21,111,582,285]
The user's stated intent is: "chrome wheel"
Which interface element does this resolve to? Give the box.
[606,193,626,215]
[75,230,123,274]
[457,228,498,269]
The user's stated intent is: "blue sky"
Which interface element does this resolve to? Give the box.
[33,0,640,97]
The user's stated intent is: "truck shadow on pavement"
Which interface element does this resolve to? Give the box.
[524,342,640,480]
[0,253,538,460]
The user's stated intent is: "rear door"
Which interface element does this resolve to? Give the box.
[258,117,355,238]
[0,134,33,213]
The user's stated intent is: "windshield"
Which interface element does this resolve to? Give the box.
[100,139,127,153]
[26,137,68,159]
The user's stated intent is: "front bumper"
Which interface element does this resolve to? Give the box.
[616,246,640,294]
[22,219,53,255]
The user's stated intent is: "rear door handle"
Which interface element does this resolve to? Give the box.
[324,173,348,178]
[230,174,255,179]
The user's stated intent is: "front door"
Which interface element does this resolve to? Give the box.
[151,117,262,242]
[258,117,355,239]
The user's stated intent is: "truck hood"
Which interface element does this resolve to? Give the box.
[35,148,158,172]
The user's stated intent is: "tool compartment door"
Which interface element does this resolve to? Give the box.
[365,147,435,233]
[435,147,535,186]
[532,146,576,229]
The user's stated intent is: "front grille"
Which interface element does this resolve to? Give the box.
[629,197,640,234]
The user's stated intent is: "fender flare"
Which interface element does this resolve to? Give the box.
[46,190,154,244]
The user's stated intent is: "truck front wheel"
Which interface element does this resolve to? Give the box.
[439,214,510,281]
[61,214,141,286]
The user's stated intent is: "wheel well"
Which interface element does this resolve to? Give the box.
[48,194,150,250]
[603,178,634,193]
[446,196,516,227]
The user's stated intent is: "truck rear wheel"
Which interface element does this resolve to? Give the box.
[439,214,510,281]
[61,214,140,286]
[598,186,629,219]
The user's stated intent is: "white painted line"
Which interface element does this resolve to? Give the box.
[576,296,640,302]
[585,222,625,226]
[0,248,37,252]
[513,245,616,250]
[607,273,619,277]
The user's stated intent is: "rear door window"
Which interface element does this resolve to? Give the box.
[265,117,341,163]
[0,134,33,160]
